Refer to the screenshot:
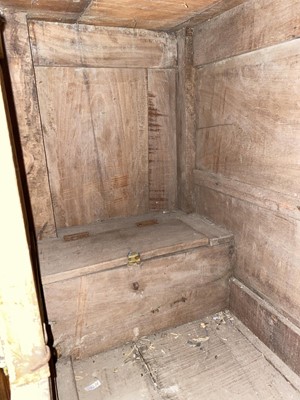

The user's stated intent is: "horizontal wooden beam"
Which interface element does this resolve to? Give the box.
[29,21,177,68]
[194,169,300,221]
[230,278,300,377]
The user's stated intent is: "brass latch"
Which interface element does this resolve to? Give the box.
[127,251,141,266]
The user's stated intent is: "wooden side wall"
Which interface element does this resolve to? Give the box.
[3,17,178,232]
[193,0,300,329]
[3,13,56,239]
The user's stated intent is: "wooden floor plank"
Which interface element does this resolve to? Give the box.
[73,344,161,400]
[72,314,300,400]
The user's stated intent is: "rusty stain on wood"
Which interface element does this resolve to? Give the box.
[148,70,177,211]
[136,219,158,228]
[63,232,90,242]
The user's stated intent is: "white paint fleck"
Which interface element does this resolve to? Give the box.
[133,327,140,338]
[161,385,180,395]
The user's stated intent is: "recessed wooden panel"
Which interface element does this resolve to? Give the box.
[195,39,300,198]
[35,67,148,227]
[87,68,149,219]
[148,69,177,210]
[194,0,300,66]
[35,67,104,228]
[29,21,177,68]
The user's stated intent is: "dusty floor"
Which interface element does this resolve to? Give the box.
[69,312,300,399]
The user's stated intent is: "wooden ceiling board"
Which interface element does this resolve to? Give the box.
[0,0,250,30]
[173,0,248,30]
[78,0,223,30]
[0,0,90,13]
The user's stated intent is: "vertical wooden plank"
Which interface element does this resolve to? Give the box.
[148,69,177,211]
[87,68,149,218]
[0,369,10,400]
[3,12,56,238]
[176,28,196,212]
[35,67,105,228]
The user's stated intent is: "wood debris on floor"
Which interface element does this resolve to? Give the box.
[71,312,300,399]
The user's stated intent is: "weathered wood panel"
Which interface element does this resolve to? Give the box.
[195,40,300,198]
[29,21,177,68]
[132,315,300,400]
[44,244,231,359]
[43,277,81,357]
[175,0,248,31]
[194,169,300,221]
[73,315,300,400]
[73,345,162,400]
[230,278,300,377]
[195,186,300,325]
[0,0,88,13]
[148,69,177,211]
[35,67,148,227]
[35,67,104,228]
[176,28,196,212]
[79,0,224,30]
[3,0,249,30]
[88,68,149,219]
[3,13,56,238]
[194,0,300,66]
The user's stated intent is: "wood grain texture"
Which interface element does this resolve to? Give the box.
[173,0,248,31]
[73,344,161,400]
[56,358,79,400]
[194,169,300,221]
[132,315,300,400]
[35,67,148,227]
[38,211,216,284]
[35,67,104,228]
[78,0,222,30]
[0,0,89,13]
[176,28,196,212]
[148,69,177,211]
[3,0,249,30]
[0,369,10,400]
[3,12,56,239]
[177,211,233,246]
[195,40,300,199]
[230,278,300,377]
[194,0,300,66]
[43,277,81,357]
[88,68,149,219]
[72,315,300,399]
[29,21,177,68]
[44,243,231,359]
[195,186,300,326]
